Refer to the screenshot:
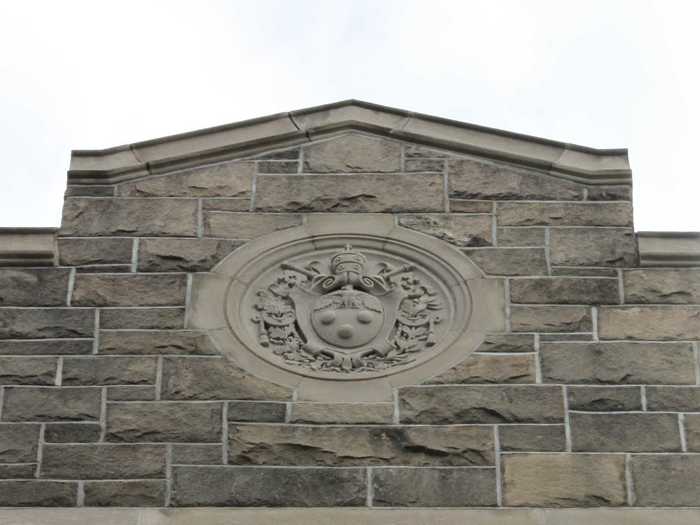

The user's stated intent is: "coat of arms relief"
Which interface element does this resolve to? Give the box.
[251,245,445,373]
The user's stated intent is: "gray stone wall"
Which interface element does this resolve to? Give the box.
[1,131,698,508]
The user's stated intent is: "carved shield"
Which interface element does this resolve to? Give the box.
[310,290,383,348]
[291,288,402,353]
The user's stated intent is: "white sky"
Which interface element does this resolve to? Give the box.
[0,0,698,231]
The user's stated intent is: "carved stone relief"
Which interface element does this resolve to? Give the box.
[248,244,447,374]
[189,215,505,401]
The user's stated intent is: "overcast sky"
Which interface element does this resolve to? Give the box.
[1,0,698,231]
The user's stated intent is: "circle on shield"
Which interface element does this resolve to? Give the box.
[310,290,384,348]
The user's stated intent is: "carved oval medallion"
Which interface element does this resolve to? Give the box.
[190,215,505,400]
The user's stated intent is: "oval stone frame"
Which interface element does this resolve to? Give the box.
[189,214,505,402]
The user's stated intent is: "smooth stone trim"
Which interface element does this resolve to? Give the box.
[638,232,700,267]
[3,508,700,525]
[68,100,632,185]
[0,228,57,267]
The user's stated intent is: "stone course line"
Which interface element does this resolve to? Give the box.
[130,238,139,272]
[544,227,552,275]
[222,402,229,464]
[563,385,572,452]
[98,387,107,441]
[625,453,635,505]
[66,268,76,306]
[366,467,373,507]
[35,424,45,478]
[165,443,173,507]
[680,414,688,452]
[494,426,502,506]
[54,357,63,386]
[154,357,163,401]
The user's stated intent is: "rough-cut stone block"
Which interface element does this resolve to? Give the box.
[62,357,157,386]
[72,274,186,307]
[60,198,198,237]
[540,333,594,342]
[463,248,547,276]
[0,357,55,385]
[99,308,185,330]
[372,468,496,507]
[0,339,93,355]
[405,158,444,172]
[497,227,545,247]
[75,265,131,273]
[228,424,493,466]
[570,413,681,452]
[41,444,166,479]
[106,402,222,443]
[172,444,222,465]
[107,386,156,401]
[289,403,394,424]
[646,387,700,412]
[448,159,584,201]
[567,386,642,411]
[303,134,401,173]
[449,200,493,213]
[254,173,444,212]
[623,269,700,304]
[549,228,636,267]
[83,480,166,507]
[398,214,492,247]
[65,185,114,197]
[510,277,620,305]
[0,481,76,506]
[684,415,700,452]
[258,160,298,173]
[57,238,133,266]
[0,464,36,479]
[117,162,254,197]
[599,306,700,340]
[203,212,302,238]
[258,148,300,160]
[502,454,626,507]
[497,202,632,226]
[405,145,448,158]
[399,385,564,424]
[499,425,566,452]
[541,342,695,385]
[510,306,592,332]
[138,238,241,272]
[0,309,94,340]
[551,266,619,277]
[99,331,216,355]
[476,334,535,353]
[2,387,101,422]
[44,423,101,443]
[171,466,366,506]
[227,401,287,423]
[161,357,291,400]
[424,354,535,384]
[0,269,69,306]
[0,424,40,462]
[587,185,632,201]
[202,198,251,211]
[631,455,700,506]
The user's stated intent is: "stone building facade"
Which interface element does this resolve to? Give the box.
[1,100,699,523]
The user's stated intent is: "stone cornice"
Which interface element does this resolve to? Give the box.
[68,100,632,186]
[638,231,700,267]
[0,227,57,266]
